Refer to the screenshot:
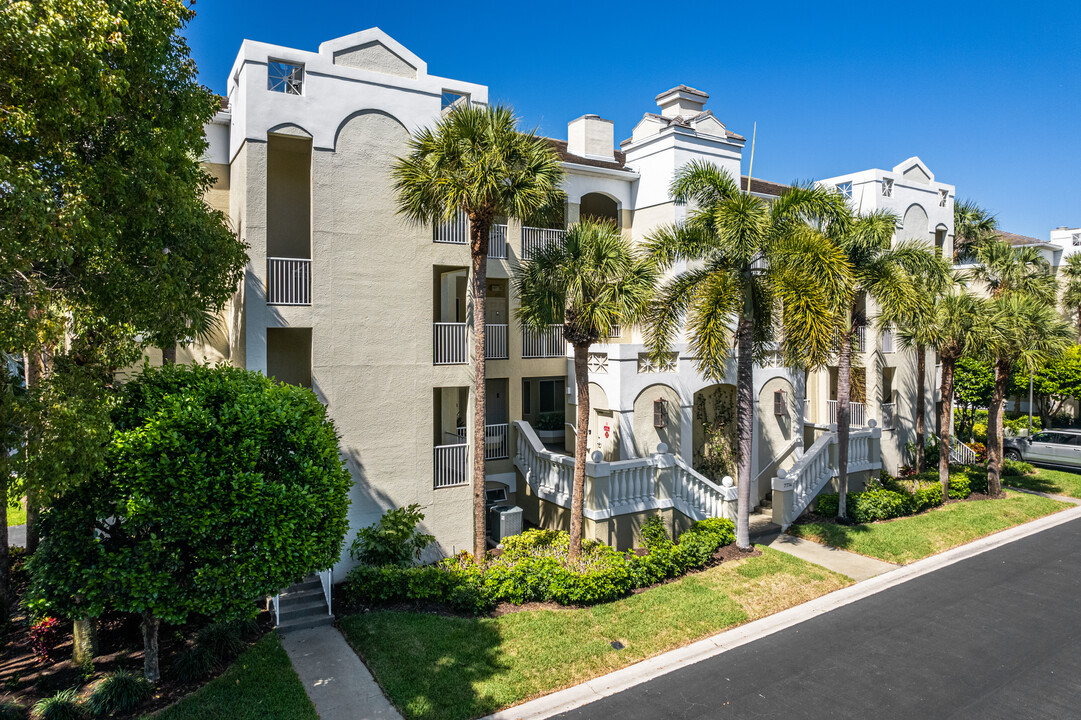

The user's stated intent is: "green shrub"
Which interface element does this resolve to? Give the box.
[909,482,943,513]
[171,646,218,683]
[0,698,26,720]
[815,489,910,523]
[349,504,435,567]
[85,669,150,717]
[948,473,972,499]
[640,516,671,549]
[446,584,493,615]
[197,622,245,664]
[535,412,565,432]
[30,690,84,720]
[1003,459,1035,477]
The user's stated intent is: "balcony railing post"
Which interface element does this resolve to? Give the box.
[267,258,312,306]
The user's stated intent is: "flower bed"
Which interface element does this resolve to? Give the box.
[342,518,736,614]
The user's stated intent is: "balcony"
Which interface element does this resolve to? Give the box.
[434,322,467,365]
[522,227,566,260]
[881,328,895,353]
[487,323,508,360]
[433,443,468,488]
[853,325,866,353]
[827,399,866,427]
[456,423,510,460]
[522,324,565,359]
[434,211,507,259]
[267,258,311,306]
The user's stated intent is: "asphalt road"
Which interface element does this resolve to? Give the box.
[556,517,1081,720]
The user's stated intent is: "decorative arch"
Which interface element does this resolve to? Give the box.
[267,122,313,139]
[691,383,738,482]
[331,109,409,152]
[632,383,682,457]
[902,203,929,242]
[579,191,620,226]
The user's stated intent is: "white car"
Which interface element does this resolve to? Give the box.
[1003,429,1081,469]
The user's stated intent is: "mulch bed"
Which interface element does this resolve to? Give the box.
[0,604,273,716]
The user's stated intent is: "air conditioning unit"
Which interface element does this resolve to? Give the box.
[488,505,523,542]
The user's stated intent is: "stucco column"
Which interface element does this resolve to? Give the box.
[679,402,694,465]
[615,409,635,460]
[565,201,580,228]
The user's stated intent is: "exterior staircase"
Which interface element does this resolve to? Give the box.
[272,573,333,632]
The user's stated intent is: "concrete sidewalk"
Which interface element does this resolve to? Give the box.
[755,529,898,580]
[281,624,403,720]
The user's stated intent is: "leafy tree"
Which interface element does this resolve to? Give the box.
[953,199,997,262]
[1059,255,1081,341]
[392,104,564,561]
[971,240,1070,493]
[1030,345,1081,427]
[349,505,435,567]
[930,292,988,494]
[515,220,657,558]
[953,356,994,441]
[643,163,851,548]
[0,0,247,559]
[28,364,352,683]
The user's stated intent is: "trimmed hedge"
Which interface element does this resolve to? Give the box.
[815,489,912,523]
[342,519,736,613]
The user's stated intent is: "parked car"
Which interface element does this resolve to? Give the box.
[1003,429,1081,469]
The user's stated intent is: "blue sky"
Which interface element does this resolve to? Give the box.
[186,0,1080,238]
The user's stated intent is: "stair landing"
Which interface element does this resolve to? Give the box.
[275,575,333,633]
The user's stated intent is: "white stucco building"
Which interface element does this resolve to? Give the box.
[189,28,959,570]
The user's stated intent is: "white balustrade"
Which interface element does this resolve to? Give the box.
[433,322,468,365]
[522,324,565,358]
[433,443,468,488]
[434,211,507,259]
[486,324,508,359]
[522,227,566,260]
[827,400,866,427]
[949,436,978,465]
[267,257,311,306]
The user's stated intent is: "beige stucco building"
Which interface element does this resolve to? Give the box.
[187,28,956,567]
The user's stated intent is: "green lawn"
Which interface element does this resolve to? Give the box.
[339,548,850,720]
[7,501,25,527]
[789,490,1071,564]
[1005,467,1081,499]
[153,633,316,720]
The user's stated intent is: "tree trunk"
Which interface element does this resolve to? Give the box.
[938,358,956,497]
[915,345,926,473]
[468,215,491,562]
[141,613,160,684]
[569,343,591,560]
[987,360,1010,496]
[73,618,97,668]
[1076,308,1081,343]
[161,341,177,366]
[23,347,45,554]
[836,328,853,519]
[734,317,754,550]
[0,480,7,623]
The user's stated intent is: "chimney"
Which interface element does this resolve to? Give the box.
[567,114,614,160]
[655,85,708,118]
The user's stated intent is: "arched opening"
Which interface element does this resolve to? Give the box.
[633,384,682,457]
[902,204,929,245]
[579,192,619,227]
[691,384,737,482]
[757,378,795,475]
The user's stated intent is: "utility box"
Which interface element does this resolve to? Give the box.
[488,505,523,543]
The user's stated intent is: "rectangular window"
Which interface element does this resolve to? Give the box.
[268,60,304,95]
[539,380,556,413]
[441,90,468,112]
[653,399,668,429]
[836,182,853,199]
[881,178,894,198]
[773,390,787,416]
[939,189,949,207]
[1073,234,1081,247]
[522,379,530,414]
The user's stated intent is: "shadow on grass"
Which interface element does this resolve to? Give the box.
[1005,471,1062,495]
[339,612,505,720]
[786,520,872,552]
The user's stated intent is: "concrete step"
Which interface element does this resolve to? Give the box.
[279,588,325,606]
[280,599,330,623]
[277,613,335,634]
[280,578,321,597]
[749,510,781,538]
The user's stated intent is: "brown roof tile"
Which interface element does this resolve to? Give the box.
[741,176,789,197]
[997,230,1044,246]
[545,138,630,172]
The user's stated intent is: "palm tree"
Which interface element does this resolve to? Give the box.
[970,240,1067,493]
[643,162,851,549]
[393,104,564,561]
[514,220,657,558]
[889,256,954,473]
[953,199,997,262]
[1059,254,1081,341]
[930,291,988,495]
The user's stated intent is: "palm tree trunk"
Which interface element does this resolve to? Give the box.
[938,357,956,496]
[1076,308,1081,343]
[915,345,926,473]
[734,317,754,550]
[569,343,590,560]
[161,340,177,365]
[469,218,490,562]
[987,360,1010,496]
[836,330,853,519]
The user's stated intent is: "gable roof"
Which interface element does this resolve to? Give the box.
[997,230,1044,247]
[545,138,630,172]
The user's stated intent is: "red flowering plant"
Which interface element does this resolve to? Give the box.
[29,617,63,663]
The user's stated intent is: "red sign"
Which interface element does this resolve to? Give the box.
[604,424,610,438]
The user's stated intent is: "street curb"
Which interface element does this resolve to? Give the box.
[480,503,1081,720]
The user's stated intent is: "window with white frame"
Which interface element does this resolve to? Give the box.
[939,189,949,207]
[1073,233,1081,247]
[773,390,787,416]
[441,90,469,113]
[836,182,853,199]
[881,178,894,198]
[267,60,304,95]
